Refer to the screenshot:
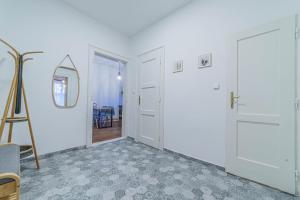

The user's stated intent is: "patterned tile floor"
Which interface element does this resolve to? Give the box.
[21,139,299,200]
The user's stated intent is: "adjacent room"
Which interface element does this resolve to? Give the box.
[0,0,300,199]
[92,54,125,143]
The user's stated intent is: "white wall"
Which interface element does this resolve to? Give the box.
[131,0,300,167]
[0,0,130,155]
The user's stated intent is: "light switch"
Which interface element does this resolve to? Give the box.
[213,82,220,90]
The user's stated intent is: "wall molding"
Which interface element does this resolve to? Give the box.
[163,148,225,171]
[21,145,86,163]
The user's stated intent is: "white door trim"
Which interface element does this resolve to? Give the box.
[86,44,129,147]
[136,46,165,149]
[296,13,300,196]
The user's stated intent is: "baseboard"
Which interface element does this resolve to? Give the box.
[21,145,86,163]
[22,137,129,163]
[90,136,126,147]
[163,148,225,171]
[21,138,224,173]
[21,139,221,172]
[127,136,135,141]
[21,137,128,163]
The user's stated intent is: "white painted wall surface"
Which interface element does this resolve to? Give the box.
[131,0,300,167]
[0,0,130,155]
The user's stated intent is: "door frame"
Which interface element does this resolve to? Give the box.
[296,13,300,195]
[136,46,165,149]
[86,44,129,147]
[225,15,297,194]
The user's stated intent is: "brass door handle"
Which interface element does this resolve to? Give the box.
[230,92,239,109]
[138,96,141,106]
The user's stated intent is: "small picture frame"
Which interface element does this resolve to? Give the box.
[173,60,183,73]
[199,53,212,68]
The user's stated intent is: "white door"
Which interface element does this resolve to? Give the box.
[138,48,164,148]
[226,16,296,194]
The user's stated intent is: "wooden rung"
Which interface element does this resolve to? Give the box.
[20,145,33,159]
[5,117,28,123]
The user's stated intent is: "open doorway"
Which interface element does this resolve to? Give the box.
[91,53,126,143]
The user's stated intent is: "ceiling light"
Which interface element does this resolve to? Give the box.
[117,62,122,80]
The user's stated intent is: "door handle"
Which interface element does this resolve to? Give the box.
[230,92,239,109]
[138,96,141,106]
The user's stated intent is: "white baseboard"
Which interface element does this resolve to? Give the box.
[90,137,126,147]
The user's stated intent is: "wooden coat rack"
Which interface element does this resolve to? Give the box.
[0,38,43,169]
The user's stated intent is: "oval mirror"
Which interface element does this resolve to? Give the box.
[52,66,79,108]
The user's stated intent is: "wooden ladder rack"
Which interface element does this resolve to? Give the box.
[5,117,28,123]
[0,38,43,169]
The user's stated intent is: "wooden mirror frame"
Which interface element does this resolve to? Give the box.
[52,63,80,109]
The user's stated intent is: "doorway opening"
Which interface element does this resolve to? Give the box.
[92,53,125,143]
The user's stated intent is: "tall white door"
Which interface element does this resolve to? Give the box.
[138,48,164,148]
[226,16,296,194]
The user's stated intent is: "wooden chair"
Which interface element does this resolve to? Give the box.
[0,144,20,200]
[99,106,114,128]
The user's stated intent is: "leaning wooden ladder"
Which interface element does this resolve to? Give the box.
[0,38,42,169]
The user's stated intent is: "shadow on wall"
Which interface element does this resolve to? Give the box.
[0,58,5,65]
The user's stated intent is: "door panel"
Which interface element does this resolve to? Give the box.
[138,48,163,148]
[237,121,280,167]
[238,30,280,115]
[141,85,157,111]
[226,16,296,194]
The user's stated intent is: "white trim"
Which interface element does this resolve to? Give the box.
[89,136,126,147]
[137,46,165,57]
[136,46,165,150]
[296,13,299,196]
[89,44,129,63]
[159,47,165,150]
[86,44,129,147]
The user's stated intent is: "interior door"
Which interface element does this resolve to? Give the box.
[226,16,296,194]
[138,48,163,148]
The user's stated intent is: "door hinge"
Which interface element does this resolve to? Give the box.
[295,170,299,180]
[295,99,300,111]
[296,28,299,40]
[138,96,141,106]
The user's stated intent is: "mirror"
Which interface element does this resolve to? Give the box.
[52,66,79,108]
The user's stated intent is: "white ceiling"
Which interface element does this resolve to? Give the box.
[62,0,192,36]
